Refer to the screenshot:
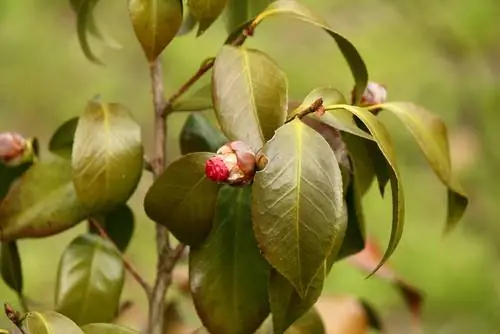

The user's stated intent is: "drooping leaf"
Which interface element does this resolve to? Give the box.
[89,205,135,252]
[252,119,345,296]
[0,156,88,241]
[267,205,347,334]
[225,0,368,102]
[72,99,143,213]
[187,0,227,36]
[128,0,183,61]
[190,186,270,334]
[212,45,288,152]
[180,113,227,155]
[144,152,221,245]
[49,117,79,158]
[326,104,404,274]
[349,237,422,330]
[224,0,271,33]
[81,323,140,333]
[341,133,375,196]
[0,161,32,200]
[376,102,468,232]
[71,0,106,65]
[55,234,125,325]
[21,311,84,334]
[0,241,23,294]
[172,84,213,112]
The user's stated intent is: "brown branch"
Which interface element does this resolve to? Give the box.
[285,98,325,124]
[4,303,26,334]
[90,219,152,297]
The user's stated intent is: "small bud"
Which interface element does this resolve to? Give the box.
[0,132,27,166]
[205,141,256,186]
[352,82,387,108]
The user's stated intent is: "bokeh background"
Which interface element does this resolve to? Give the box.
[0,0,499,333]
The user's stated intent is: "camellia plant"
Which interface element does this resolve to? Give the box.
[0,0,468,333]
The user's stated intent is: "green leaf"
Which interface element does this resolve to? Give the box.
[258,307,325,334]
[81,323,140,333]
[71,0,105,65]
[89,205,135,252]
[177,7,197,36]
[224,0,270,33]
[180,113,227,155]
[55,234,125,325]
[172,84,213,112]
[252,120,345,297]
[72,99,143,213]
[190,186,270,334]
[22,311,84,334]
[0,241,22,293]
[49,117,79,158]
[212,45,288,152]
[226,0,368,103]
[144,152,221,245]
[128,0,183,61]
[0,161,32,200]
[187,0,227,36]
[0,156,88,241]
[341,133,375,196]
[376,102,468,232]
[325,104,404,275]
[337,160,366,259]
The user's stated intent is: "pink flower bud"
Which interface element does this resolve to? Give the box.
[352,82,387,106]
[205,156,230,182]
[0,132,26,165]
[206,141,256,186]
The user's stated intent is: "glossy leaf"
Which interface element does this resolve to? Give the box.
[0,241,22,293]
[326,104,404,275]
[190,186,270,334]
[81,323,140,333]
[376,102,468,231]
[49,117,79,158]
[72,100,143,213]
[213,45,288,152]
[180,113,227,155]
[188,0,227,36]
[129,0,183,61]
[172,84,213,112]
[22,311,84,334]
[252,120,345,296]
[226,0,368,102]
[144,152,221,245]
[55,234,125,325]
[349,237,422,329]
[89,205,135,252]
[224,0,270,33]
[0,156,88,241]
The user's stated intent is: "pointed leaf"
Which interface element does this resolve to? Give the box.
[144,152,221,245]
[252,120,345,296]
[257,307,325,334]
[190,186,270,334]
[0,241,22,293]
[224,0,271,33]
[188,0,227,36]
[341,133,375,196]
[213,45,288,152]
[177,8,197,36]
[0,156,88,241]
[326,104,404,275]
[129,0,183,61]
[55,234,125,325]
[72,100,143,212]
[21,311,84,334]
[376,102,468,232]
[81,323,140,333]
[89,205,135,252]
[172,84,213,112]
[180,113,227,155]
[49,117,79,158]
[71,0,104,64]
[226,0,368,102]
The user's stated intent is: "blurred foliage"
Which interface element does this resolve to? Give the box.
[0,0,499,333]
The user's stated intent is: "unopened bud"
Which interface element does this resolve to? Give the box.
[0,132,27,166]
[205,141,256,186]
[352,82,387,110]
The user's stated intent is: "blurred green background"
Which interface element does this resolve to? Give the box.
[0,0,499,333]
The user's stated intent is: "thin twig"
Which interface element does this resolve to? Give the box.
[4,303,26,334]
[90,219,152,296]
[285,98,325,124]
